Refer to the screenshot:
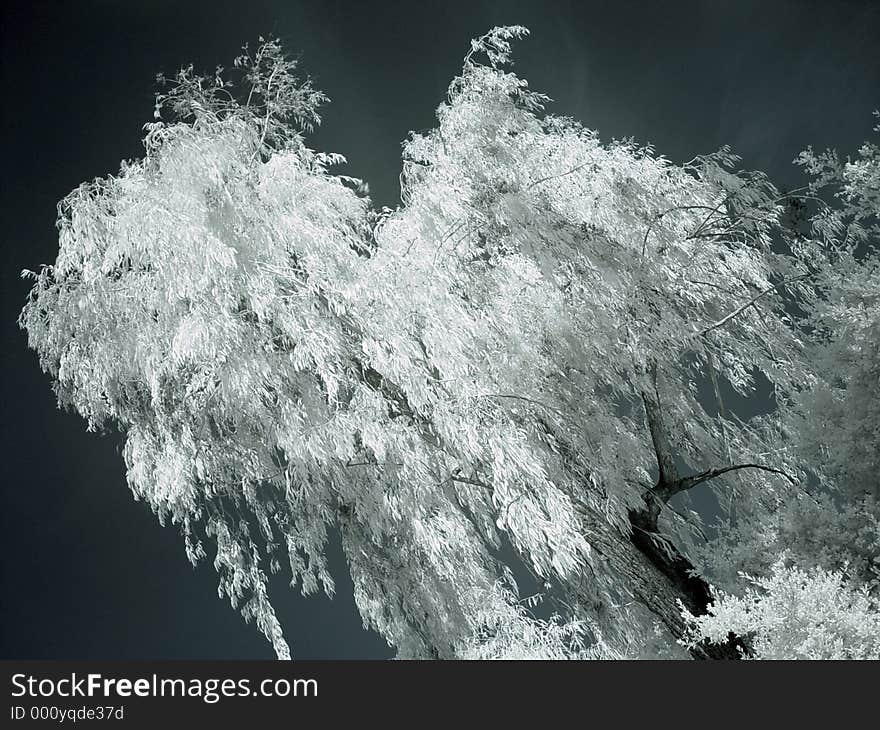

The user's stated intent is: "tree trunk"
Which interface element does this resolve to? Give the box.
[573,498,745,660]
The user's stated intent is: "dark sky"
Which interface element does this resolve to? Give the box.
[1,0,878,659]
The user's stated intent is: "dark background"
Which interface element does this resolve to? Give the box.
[1,0,877,659]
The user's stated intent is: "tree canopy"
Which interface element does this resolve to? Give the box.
[20,28,880,659]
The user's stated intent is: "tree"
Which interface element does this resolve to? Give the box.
[684,560,880,660]
[791,113,880,502]
[688,109,880,655]
[19,28,879,659]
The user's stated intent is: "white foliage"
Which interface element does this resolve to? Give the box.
[18,30,880,660]
[683,560,880,660]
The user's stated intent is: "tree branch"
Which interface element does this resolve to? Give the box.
[527,162,591,190]
[639,361,679,490]
[449,474,490,489]
[641,204,721,258]
[698,273,811,337]
[659,462,798,501]
[477,392,566,417]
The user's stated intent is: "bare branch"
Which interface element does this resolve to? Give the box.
[698,274,811,337]
[527,162,590,190]
[450,474,490,489]
[663,462,798,500]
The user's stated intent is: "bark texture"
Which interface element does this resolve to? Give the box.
[574,498,745,659]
